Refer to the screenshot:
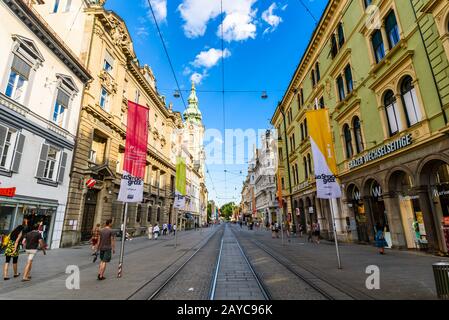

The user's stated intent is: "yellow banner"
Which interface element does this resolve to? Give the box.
[176,157,186,196]
[306,109,341,199]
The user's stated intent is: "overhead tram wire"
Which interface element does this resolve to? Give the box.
[147,0,187,109]
[220,0,228,203]
[298,0,318,24]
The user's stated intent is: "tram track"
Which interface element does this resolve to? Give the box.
[233,227,376,300]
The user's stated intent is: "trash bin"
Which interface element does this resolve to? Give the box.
[433,262,449,300]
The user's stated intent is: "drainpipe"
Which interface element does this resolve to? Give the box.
[410,0,448,125]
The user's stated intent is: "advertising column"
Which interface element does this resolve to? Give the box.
[307,109,342,268]
[117,101,148,277]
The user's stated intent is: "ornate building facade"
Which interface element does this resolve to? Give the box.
[272,0,449,255]
[32,0,182,246]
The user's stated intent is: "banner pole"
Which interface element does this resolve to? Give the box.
[280,208,284,246]
[329,198,342,269]
[117,202,128,278]
[174,208,178,249]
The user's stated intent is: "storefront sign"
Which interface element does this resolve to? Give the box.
[0,187,16,197]
[349,134,413,170]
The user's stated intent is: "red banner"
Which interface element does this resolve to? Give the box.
[0,187,16,197]
[118,101,148,203]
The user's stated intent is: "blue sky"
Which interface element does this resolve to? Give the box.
[105,0,328,207]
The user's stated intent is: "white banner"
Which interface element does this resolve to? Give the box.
[118,171,144,203]
[174,191,186,209]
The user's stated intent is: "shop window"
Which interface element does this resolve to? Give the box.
[338,23,345,48]
[385,11,400,49]
[36,144,67,184]
[400,76,422,127]
[353,116,364,153]
[345,64,354,94]
[372,30,385,63]
[343,124,354,159]
[337,76,345,101]
[147,206,153,222]
[0,124,25,173]
[384,90,401,136]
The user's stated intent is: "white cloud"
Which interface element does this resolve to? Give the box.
[262,3,283,35]
[136,26,150,38]
[144,0,168,23]
[191,71,208,85]
[192,48,231,69]
[179,0,258,42]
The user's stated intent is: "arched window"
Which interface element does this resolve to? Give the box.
[384,90,401,136]
[400,76,422,127]
[372,29,385,63]
[147,206,153,222]
[343,124,353,159]
[353,116,364,153]
[307,153,313,175]
[304,157,308,179]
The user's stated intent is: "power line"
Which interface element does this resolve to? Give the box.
[220,0,228,202]
[147,0,187,109]
[298,0,318,24]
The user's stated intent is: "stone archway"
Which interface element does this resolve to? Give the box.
[416,157,449,254]
[362,178,387,243]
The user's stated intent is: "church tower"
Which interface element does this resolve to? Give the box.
[183,82,205,171]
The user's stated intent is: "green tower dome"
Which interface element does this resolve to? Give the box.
[183,81,202,125]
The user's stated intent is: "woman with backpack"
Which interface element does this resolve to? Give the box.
[3,224,24,280]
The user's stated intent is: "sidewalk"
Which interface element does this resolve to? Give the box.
[0,227,216,299]
[237,226,449,300]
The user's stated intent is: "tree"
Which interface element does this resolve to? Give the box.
[207,202,212,222]
[220,202,235,221]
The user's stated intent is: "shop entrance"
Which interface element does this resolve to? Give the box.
[421,160,449,254]
[389,170,427,250]
[347,184,369,243]
[23,206,56,245]
[365,179,389,241]
[81,189,98,241]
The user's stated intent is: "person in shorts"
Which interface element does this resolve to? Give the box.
[22,224,46,281]
[96,219,115,280]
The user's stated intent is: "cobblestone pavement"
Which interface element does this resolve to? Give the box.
[0,227,219,299]
[233,225,449,300]
[212,225,266,300]
[153,227,224,300]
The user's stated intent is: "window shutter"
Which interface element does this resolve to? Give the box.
[11,133,25,173]
[56,89,70,108]
[57,151,68,184]
[0,125,7,159]
[36,144,49,178]
[11,55,31,79]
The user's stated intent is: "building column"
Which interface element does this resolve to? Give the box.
[383,192,407,248]
[416,186,441,253]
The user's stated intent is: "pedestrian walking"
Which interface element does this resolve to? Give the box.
[168,223,172,235]
[153,223,160,240]
[274,222,280,238]
[307,224,313,242]
[271,222,276,238]
[162,223,167,236]
[147,224,153,240]
[22,224,47,282]
[96,219,115,281]
[173,224,177,236]
[37,221,44,239]
[90,224,101,255]
[375,223,388,255]
[2,223,24,280]
[313,222,321,244]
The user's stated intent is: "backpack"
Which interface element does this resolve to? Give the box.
[1,234,10,248]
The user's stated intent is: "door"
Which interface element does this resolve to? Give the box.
[81,190,98,241]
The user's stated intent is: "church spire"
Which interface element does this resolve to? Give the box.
[183,81,202,125]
